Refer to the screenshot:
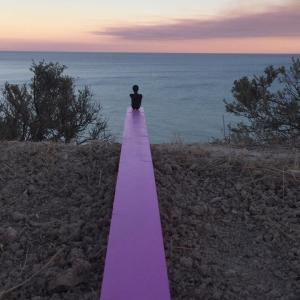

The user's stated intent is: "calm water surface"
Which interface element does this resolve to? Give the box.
[0,52,298,143]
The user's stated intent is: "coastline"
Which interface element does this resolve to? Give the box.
[0,141,299,299]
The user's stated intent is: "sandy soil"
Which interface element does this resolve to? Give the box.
[0,141,299,299]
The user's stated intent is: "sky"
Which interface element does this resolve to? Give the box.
[0,0,299,53]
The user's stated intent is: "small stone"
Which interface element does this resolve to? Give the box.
[289,248,300,260]
[225,269,237,276]
[10,243,20,253]
[263,232,274,242]
[48,257,90,291]
[69,222,83,241]
[32,264,41,273]
[231,285,241,293]
[190,164,198,171]
[194,204,208,216]
[48,268,80,291]
[27,184,36,195]
[32,297,43,300]
[235,183,243,191]
[204,223,213,232]
[12,211,26,222]
[210,197,222,204]
[50,294,61,300]
[70,247,84,260]
[257,283,271,293]
[164,164,172,174]
[16,249,24,257]
[180,257,193,268]
[221,204,230,214]
[213,290,222,299]
[268,288,281,298]
[73,258,91,273]
[5,227,18,242]
[200,265,209,275]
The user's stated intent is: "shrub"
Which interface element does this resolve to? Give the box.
[0,61,108,143]
[224,58,300,145]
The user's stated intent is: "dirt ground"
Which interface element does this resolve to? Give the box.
[153,144,300,300]
[0,141,120,300]
[0,141,299,299]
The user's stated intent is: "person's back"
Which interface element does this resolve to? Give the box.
[130,85,142,110]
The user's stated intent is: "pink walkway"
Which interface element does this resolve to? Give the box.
[100,108,171,300]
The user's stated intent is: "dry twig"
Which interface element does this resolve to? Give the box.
[0,248,63,299]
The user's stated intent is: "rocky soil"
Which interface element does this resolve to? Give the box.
[0,141,120,300]
[152,144,300,300]
[0,141,299,299]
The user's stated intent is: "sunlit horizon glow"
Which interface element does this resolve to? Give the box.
[1,0,299,53]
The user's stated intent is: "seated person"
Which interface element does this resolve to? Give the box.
[130,85,143,110]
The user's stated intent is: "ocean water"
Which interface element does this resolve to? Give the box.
[0,52,298,143]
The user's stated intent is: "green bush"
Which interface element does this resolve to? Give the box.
[224,58,300,145]
[0,61,108,143]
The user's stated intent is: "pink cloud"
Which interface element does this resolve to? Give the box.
[94,3,300,40]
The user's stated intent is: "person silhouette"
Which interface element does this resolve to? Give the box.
[130,85,142,110]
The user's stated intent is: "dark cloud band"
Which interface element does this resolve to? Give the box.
[93,4,300,40]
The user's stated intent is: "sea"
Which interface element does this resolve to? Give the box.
[0,52,298,143]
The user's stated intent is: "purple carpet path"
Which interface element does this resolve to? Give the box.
[100,108,171,300]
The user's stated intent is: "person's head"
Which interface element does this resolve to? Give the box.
[132,85,139,93]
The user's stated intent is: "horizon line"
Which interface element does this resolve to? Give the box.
[0,50,300,56]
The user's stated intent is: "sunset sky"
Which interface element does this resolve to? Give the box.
[1,0,299,53]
